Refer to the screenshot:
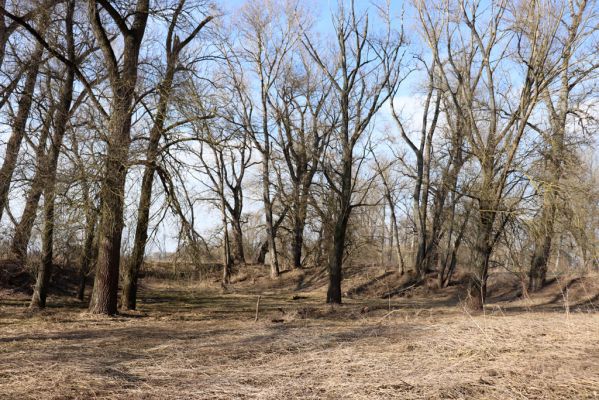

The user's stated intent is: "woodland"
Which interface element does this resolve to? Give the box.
[0,0,598,398]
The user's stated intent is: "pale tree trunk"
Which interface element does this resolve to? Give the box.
[291,189,308,269]
[0,41,44,224]
[11,110,52,261]
[30,189,54,308]
[261,143,279,278]
[389,199,405,275]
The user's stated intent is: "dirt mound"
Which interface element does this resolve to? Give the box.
[0,260,84,298]
[0,259,33,295]
[529,273,599,309]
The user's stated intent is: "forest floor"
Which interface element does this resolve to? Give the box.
[1,265,598,399]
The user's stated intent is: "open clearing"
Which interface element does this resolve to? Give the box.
[1,269,599,400]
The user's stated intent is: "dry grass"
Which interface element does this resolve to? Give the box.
[1,270,598,399]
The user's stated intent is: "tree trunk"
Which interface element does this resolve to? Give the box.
[327,214,348,304]
[120,36,178,310]
[29,180,55,309]
[529,231,553,292]
[77,206,98,301]
[88,104,132,315]
[29,1,74,308]
[262,151,279,278]
[291,198,307,269]
[326,142,352,304]
[466,209,494,310]
[220,200,232,284]
[230,213,245,264]
[0,42,44,223]
[390,207,405,275]
[11,115,52,262]
[121,164,154,310]
[87,1,149,315]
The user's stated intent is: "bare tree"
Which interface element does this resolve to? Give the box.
[303,0,405,303]
[30,0,76,309]
[270,51,333,269]
[0,14,48,226]
[121,1,214,311]
[528,0,598,291]
[417,0,564,309]
[372,154,406,274]
[388,58,441,278]
[87,0,149,315]
[228,0,305,277]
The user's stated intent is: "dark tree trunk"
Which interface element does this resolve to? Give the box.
[77,207,98,301]
[466,208,494,310]
[253,239,269,265]
[87,0,149,315]
[120,10,213,310]
[529,232,552,292]
[76,134,99,303]
[11,116,51,262]
[220,202,232,285]
[326,214,348,304]
[230,214,245,264]
[326,143,352,304]
[291,200,307,269]
[292,217,304,269]
[89,103,132,315]
[121,164,154,310]
[30,1,74,309]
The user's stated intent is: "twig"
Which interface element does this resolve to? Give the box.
[254,295,261,322]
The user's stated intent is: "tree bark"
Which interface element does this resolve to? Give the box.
[30,1,74,309]
[466,206,494,310]
[11,109,52,262]
[291,193,307,269]
[230,213,245,264]
[262,150,279,278]
[88,0,149,315]
[327,215,348,304]
[0,42,44,224]
[326,144,352,304]
[77,205,98,301]
[120,7,213,311]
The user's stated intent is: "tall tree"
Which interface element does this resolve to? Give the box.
[270,53,333,269]
[30,0,76,309]
[528,0,597,291]
[417,0,562,309]
[0,16,47,225]
[231,0,304,277]
[121,1,214,311]
[303,1,404,303]
[88,0,149,315]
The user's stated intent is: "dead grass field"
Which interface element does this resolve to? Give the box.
[1,268,598,399]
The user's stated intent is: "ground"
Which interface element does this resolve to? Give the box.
[1,266,598,399]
